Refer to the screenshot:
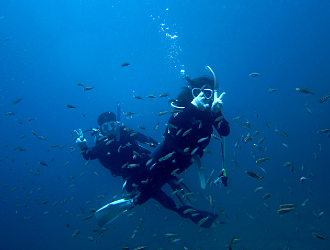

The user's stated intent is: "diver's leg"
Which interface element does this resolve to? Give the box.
[152,189,179,213]
[167,177,195,206]
[178,205,219,228]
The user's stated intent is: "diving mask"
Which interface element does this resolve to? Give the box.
[192,88,214,100]
[101,121,120,135]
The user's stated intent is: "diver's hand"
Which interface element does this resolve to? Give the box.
[74,129,87,149]
[191,92,209,111]
[212,92,225,113]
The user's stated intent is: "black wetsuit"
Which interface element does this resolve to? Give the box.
[80,127,152,191]
[135,103,230,205]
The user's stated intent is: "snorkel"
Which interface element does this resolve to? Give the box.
[205,65,226,112]
[205,66,227,185]
[206,65,218,99]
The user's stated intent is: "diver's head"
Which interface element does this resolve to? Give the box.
[97,112,119,136]
[176,76,214,107]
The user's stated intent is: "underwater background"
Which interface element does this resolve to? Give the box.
[0,0,329,249]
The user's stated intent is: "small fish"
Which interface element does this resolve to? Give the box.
[198,137,209,143]
[305,103,312,114]
[232,159,240,168]
[182,128,192,137]
[5,111,15,115]
[209,195,214,208]
[255,136,263,145]
[82,214,94,220]
[253,144,264,151]
[268,89,277,93]
[170,109,183,114]
[263,193,271,200]
[277,207,294,214]
[312,232,326,240]
[154,122,159,131]
[83,87,94,91]
[296,88,314,94]
[275,125,289,137]
[318,93,330,103]
[317,129,330,134]
[137,125,146,130]
[121,62,130,67]
[66,104,76,108]
[249,72,260,77]
[77,82,83,86]
[254,187,264,192]
[150,162,156,171]
[281,141,289,148]
[265,120,271,128]
[158,111,169,116]
[255,157,272,164]
[133,95,144,100]
[196,215,210,226]
[233,116,244,121]
[183,208,195,214]
[159,93,169,97]
[243,135,254,144]
[300,177,307,184]
[146,94,156,98]
[123,112,135,116]
[166,123,177,129]
[72,229,80,237]
[237,121,251,130]
[259,167,267,174]
[171,238,181,244]
[302,198,309,206]
[215,116,224,122]
[183,147,190,153]
[211,133,221,140]
[203,148,213,154]
[12,98,23,105]
[171,168,180,176]
[165,233,178,237]
[247,213,254,219]
[39,161,48,166]
[191,147,199,155]
[246,171,264,179]
[27,117,35,121]
[127,163,140,168]
[172,189,183,196]
[159,151,175,162]
[279,204,295,209]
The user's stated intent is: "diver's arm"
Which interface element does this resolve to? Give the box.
[213,111,230,136]
[132,132,158,148]
[81,143,106,161]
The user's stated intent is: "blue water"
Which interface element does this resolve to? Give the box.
[1,1,329,249]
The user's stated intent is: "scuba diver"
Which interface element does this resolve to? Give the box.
[95,67,230,229]
[74,110,157,188]
[75,108,219,228]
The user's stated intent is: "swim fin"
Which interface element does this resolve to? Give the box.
[193,155,206,189]
[95,198,134,227]
[178,205,218,228]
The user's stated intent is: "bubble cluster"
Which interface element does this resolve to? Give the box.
[150,8,185,77]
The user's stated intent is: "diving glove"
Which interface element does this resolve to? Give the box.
[211,92,225,113]
[213,168,228,187]
[191,92,209,111]
[74,128,87,149]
